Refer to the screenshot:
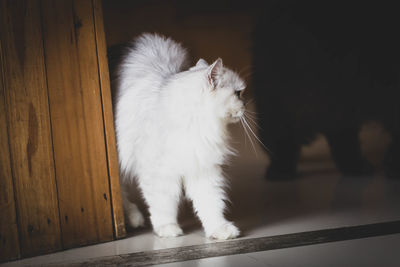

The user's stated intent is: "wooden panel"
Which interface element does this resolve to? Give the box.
[41,0,114,248]
[92,0,126,239]
[0,0,62,257]
[0,38,21,262]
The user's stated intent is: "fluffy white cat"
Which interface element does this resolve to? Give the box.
[115,33,246,240]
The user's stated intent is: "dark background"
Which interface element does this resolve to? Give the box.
[102,0,399,179]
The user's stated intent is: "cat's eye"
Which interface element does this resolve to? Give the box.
[235,90,242,99]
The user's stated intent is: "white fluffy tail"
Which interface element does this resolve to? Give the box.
[120,33,189,80]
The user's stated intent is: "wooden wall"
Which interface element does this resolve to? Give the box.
[0,0,125,262]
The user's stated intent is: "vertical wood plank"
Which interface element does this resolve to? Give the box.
[0,38,21,262]
[0,0,62,257]
[41,0,114,248]
[92,0,126,239]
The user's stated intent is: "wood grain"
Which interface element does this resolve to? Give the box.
[41,0,114,248]
[0,37,21,262]
[0,0,62,257]
[92,0,126,239]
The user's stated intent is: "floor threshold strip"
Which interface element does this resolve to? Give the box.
[54,220,400,267]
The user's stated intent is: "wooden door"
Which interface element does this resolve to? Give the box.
[0,0,125,262]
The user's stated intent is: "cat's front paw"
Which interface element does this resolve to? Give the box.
[154,223,183,238]
[208,222,240,240]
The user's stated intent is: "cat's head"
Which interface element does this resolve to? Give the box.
[191,58,246,123]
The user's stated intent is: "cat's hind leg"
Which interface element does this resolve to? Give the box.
[184,168,239,240]
[121,187,145,228]
[383,119,400,179]
[138,174,183,237]
[324,128,373,176]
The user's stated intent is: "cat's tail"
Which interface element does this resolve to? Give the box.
[121,33,189,79]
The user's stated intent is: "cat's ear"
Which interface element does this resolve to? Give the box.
[196,58,208,68]
[207,58,223,89]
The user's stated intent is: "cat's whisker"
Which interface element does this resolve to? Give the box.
[240,117,258,156]
[240,71,253,80]
[237,66,253,83]
[245,110,258,115]
[245,99,255,107]
[242,112,273,155]
[239,118,247,147]
[245,115,259,125]
[244,110,258,120]
[238,65,253,76]
[244,110,259,119]
[242,116,272,154]
[244,112,262,130]
[243,110,259,124]
[240,118,247,148]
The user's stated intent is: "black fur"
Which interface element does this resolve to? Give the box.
[253,0,400,179]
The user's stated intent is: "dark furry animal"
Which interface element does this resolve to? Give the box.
[253,0,400,179]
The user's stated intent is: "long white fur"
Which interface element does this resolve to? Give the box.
[115,33,246,240]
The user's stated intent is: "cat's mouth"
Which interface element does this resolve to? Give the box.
[230,116,241,123]
[229,110,244,123]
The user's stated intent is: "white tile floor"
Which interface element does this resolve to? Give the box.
[3,119,400,266]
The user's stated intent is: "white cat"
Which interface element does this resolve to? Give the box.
[115,33,246,240]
